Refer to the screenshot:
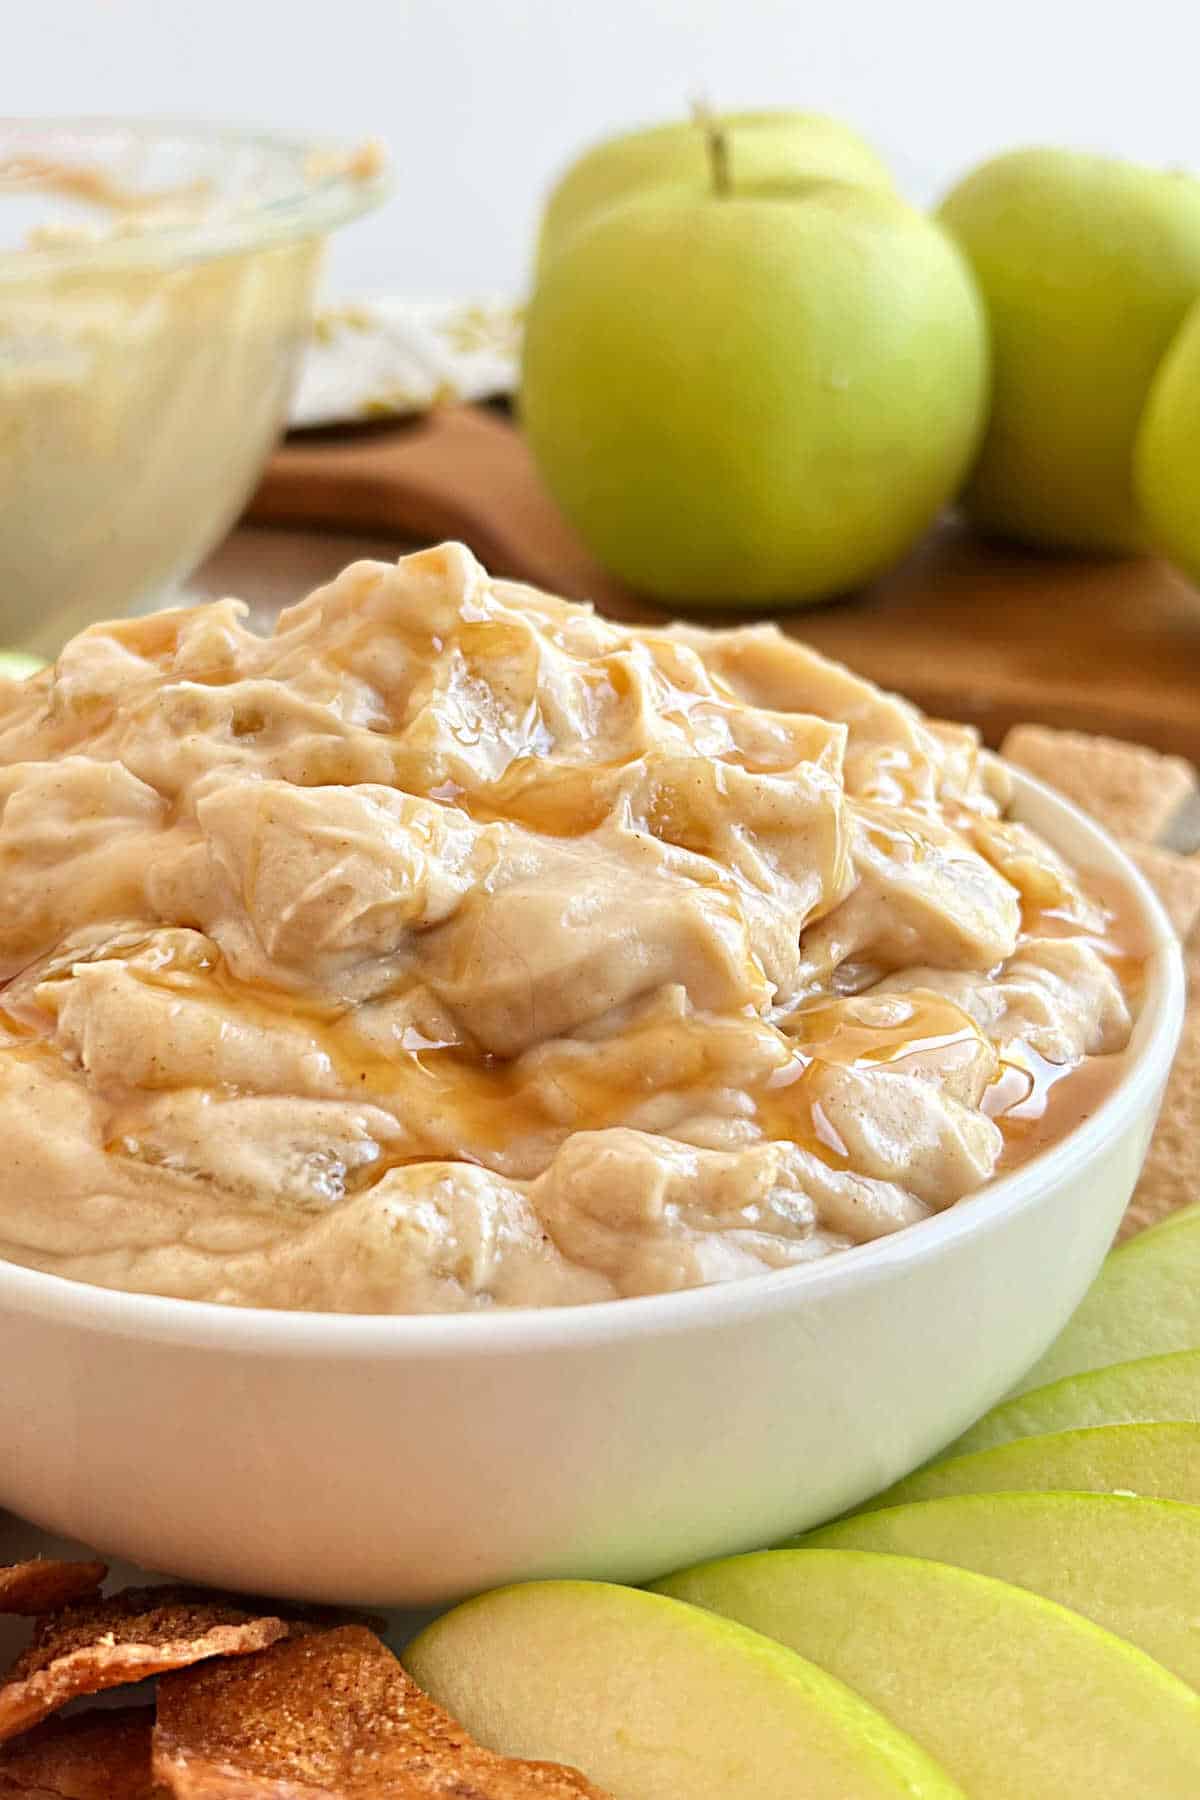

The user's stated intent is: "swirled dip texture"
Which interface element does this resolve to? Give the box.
[0,545,1135,1311]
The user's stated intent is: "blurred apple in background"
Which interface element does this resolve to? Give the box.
[1135,292,1200,582]
[939,148,1200,552]
[522,119,988,609]
[0,651,45,680]
[537,109,894,273]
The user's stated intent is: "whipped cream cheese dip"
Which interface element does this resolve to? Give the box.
[0,545,1142,1312]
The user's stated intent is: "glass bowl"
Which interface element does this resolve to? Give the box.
[0,117,390,653]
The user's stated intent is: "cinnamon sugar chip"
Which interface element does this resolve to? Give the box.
[0,1705,154,1797]
[0,1564,105,1619]
[1001,725,1197,845]
[154,1625,609,1797]
[0,1588,290,1746]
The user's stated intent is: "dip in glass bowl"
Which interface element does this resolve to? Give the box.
[0,117,389,653]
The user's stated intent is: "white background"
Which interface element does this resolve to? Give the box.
[8,0,1200,298]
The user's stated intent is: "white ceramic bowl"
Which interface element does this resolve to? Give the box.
[0,770,1184,1607]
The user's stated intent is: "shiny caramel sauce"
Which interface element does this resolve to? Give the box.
[985,865,1150,1169]
[992,1049,1134,1170]
[786,992,981,1065]
[8,941,1006,1185]
[383,644,843,839]
[0,839,1145,1191]
[1019,865,1151,997]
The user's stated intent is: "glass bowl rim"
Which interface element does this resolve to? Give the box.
[0,114,391,282]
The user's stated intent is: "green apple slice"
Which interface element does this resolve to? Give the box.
[795,1491,1200,1691]
[947,1349,1200,1457]
[1129,1200,1200,1240]
[656,1549,1200,1798]
[858,1421,1200,1511]
[1010,1208,1200,1397]
[0,651,45,681]
[404,1580,961,1799]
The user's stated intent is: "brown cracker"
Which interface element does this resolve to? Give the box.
[0,1565,106,1619]
[1001,725,1197,844]
[997,724,1199,1241]
[153,1624,609,1798]
[0,1587,290,1746]
[0,1706,155,1797]
[1120,936,1200,1240]
[1118,841,1200,942]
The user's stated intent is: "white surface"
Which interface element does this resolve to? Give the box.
[7,0,1200,300]
[0,776,1184,1610]
[290,296,519,427]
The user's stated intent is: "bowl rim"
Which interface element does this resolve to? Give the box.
[0,115,391,281]
[0,766,1186,1357]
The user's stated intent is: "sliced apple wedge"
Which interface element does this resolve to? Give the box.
[947,1348,1200,1457]
[1011,1207,1200,1396]
[795,1491,1200,1691]
[1130,1200,1200,1240]
[858,1421,1200,1511]
[403,1580,961,1799]
[0,652,44,681]
[656,1549,1200,1798]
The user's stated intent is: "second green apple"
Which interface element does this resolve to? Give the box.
[521,154,988,608]
[939,148,1200,551]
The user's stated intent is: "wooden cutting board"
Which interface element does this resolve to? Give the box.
[244,402,1200,762]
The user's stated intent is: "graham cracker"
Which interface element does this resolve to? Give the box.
[997,723,1198,1241]
[1119,935,1200,1241]
[1001,725,1197,845]
[1118,843,1200,942]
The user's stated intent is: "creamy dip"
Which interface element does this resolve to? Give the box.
[0,545,1140,1312]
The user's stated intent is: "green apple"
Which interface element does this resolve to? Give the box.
[1131,1199,1200,1239]
[938,148,1200,551]
[404,1580,961,1799]
[657,1549,1200,1797]
[946,1349,1200,1458]
[0,651,45,680]
[1145,1200,1200,1230]
[1136,296,1200,580]
[522,181,988,607]
[797,1491,1200,1692]
[1011,1206,1200,1396]
[537,111,893,272]
[858,1421,1200,1511]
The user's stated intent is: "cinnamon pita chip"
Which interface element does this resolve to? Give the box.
[0,1587,290,1745]
[0,1565,106,1619]
[0,1706,154,1798]
[154,1624,609,1797]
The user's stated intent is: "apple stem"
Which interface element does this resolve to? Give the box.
[691,97,731,197]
